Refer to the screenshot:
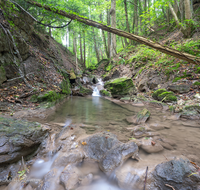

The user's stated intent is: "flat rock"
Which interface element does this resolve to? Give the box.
[168,83,191,94]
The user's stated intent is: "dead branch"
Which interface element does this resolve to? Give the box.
[143,166,148,190]
[10,0,72,28]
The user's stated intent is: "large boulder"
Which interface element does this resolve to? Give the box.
[104,77,136,98]
[149,158,200,190]
[81,132,138,173]
[0,117,48,165]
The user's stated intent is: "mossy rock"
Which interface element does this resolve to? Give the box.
[193,82,200,86]
[61,79,71,95]
[181,105,200,119]
[157,91,175,101]
[152,89,167,100]
[79,86,93,95]
[37,91,64,103]
[0,117,48,164]
[152,89,177,102]
[104,77,136,97]
[100,90,112,97]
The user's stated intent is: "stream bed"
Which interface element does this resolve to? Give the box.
[1,96,200,190]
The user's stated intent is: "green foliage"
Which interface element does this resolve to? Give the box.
[37,91,63,102]
[193,82,200,86]
[176,40,200,56]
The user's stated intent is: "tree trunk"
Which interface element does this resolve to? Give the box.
[100,13,109,58]
[110,0,117,58]
[184,0,192,36]
[23,0,200,65]
[134,0,138,35]
[102,29,109,58]
[83,31,86,68]
[79,33,83,63]
[169,2,186,32]
[48,27,51,36]
[124,0,130,34]
[73,31,76,55]
[180,0,184,22]
[93,28,100,63]
[107,7,111,58]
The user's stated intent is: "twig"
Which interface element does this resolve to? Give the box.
[163,155,169,161]
[143,166,148,190]
[165,184,175,190]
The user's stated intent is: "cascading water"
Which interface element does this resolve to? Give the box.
[92,78,104,97]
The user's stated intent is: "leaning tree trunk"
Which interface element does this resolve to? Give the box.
[22,0,200,65]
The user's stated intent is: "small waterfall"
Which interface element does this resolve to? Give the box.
[92,87,100,96]
[92,78,103,97]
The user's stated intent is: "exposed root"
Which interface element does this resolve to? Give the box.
[165,184,176,190]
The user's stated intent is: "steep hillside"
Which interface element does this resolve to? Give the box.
[0,0,81,109]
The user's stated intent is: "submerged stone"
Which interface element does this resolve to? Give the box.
[104,77,136,98]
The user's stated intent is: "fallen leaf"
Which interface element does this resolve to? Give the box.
[107,130,110,132]
[151,141,156,146]
[75,145,78,148]
[82,142,87,145]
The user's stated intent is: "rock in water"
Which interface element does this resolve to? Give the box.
[104,77,136,98]
[149,158,200,190]
[126,108,150,125]
[81,132,138,173]
[0,117,48,165]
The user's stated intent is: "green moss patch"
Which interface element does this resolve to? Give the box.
[193,82,200,86]
[61,79,71,95]
[104,77,136,97]
[100,90,112,97]
[79,86,93,95]
[152,89,177,102]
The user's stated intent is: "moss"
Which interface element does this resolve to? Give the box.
[169,105,175,112]
[61,79,71,95]
[152,89,167,100]
[193,82,200,86]
[158,91,174,100]
[79,86,93,95]
[138,127,145,131]
[104,77,136,96]
[152,89,177,102]
[30,94,38,103]
[37,91,64,103]
[164,94,177,102]
[100,90,112,97]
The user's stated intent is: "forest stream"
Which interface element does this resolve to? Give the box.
[2,83,200,190]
